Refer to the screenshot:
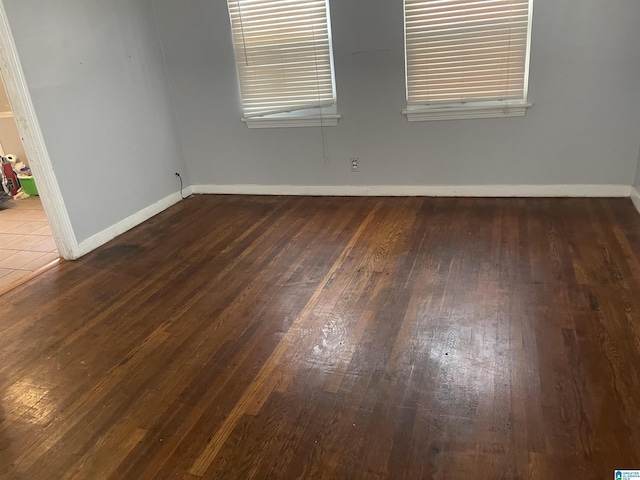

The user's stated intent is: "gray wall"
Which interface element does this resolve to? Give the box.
[154,0,640,187]
[5,0,188,242]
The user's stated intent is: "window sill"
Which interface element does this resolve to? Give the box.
[402,101,532,122]
[242,114,341,129]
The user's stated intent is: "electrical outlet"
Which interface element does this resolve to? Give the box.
[350,158,359,172]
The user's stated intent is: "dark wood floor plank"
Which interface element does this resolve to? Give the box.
[1,195,640,479]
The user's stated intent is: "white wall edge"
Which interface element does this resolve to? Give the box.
[631,187,640,215]
[192,184,632,198]
[0,0,79,259]
[76,187,191,258]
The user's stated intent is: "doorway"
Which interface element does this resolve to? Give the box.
[0,0,77,274]
[0,71,60,289]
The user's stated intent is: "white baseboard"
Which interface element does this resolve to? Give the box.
[75,187,193,258]
[71,183,636,259]
[192,184,631,198]
[631,187,640,214]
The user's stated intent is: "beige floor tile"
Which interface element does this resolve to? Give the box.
[30,224,53,236]
[0,269,28,288]
[0,209,45,222]
[6,221,49,234]
[23,236,58,253]
[3,234,48,250]
[0,249,17,261]
[20,210,47,222]
[13,197,42,209]
[19,252,59,271]
[0,233,23,245]
[0,195,56,283]
[0,209,30,221]
[0,251,47,270]
[0,220,24,233]
[0,267,14,278]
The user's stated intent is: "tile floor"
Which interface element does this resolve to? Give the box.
[0,195,59,289]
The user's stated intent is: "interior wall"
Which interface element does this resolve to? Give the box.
[0,75,27,164]
[0,117,26,164]
[154,0,640,188]
[4,0,188,243]
[0,75,9,112]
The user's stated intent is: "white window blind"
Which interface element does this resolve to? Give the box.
[227,0,337,122]
[404,0,533,120]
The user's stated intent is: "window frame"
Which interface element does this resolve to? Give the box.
[402,0,534,122]
[227,0,341,128]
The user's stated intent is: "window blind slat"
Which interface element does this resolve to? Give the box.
[408,43,527,57]
[408,34,527,49]
[228,0,336,118]
[408,68,525,82]
[243,86,334,97]
[238,59,333,71]
[405,0,532,106]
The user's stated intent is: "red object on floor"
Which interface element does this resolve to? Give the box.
[2,161,20,195]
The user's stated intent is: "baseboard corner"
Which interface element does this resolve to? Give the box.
[75,191,185,258]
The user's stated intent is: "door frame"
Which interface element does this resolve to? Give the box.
[0,0,78,260]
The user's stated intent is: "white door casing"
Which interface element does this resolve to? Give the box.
[0,0,78,259]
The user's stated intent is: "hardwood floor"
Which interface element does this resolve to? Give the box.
[1,195,640,479]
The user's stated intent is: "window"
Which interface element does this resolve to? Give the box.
[227,0,340,128]
[403,0,533,121]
